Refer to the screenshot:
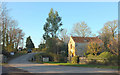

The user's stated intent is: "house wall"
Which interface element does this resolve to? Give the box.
[68,37,75,57]
[68,37,104,59]
[75,43,88,57]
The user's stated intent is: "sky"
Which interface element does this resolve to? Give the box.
[6,2,118,48]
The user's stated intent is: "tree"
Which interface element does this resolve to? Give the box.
[0,3,25,56]
[14,28,25,50]
[71,21,91,37]
[59,29,69,43]
[99,20,118,51]
[107,39,118,56]
[43,8,63,40]
[26,36,35,49]
[105,20,118,40]
[87,42,102,56]
[46,38,58,54]
[1,3,9,50]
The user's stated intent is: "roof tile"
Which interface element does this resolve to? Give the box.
[71,36,102,43]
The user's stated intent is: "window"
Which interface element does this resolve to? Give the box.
[71,44,72,49]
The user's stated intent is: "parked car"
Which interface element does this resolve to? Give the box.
[27,49,32,53]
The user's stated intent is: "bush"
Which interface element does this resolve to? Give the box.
[33,52,68,63]
[32,48,41,52]
[71,56,79,64]
[34,54,43,63]
[87,54,97,64]
[86,52,118,65]
[108,54,118,66]
[99,52,112,59]
[98,52,118,65]
[87,54,96,59]
[52,54,67,63]
[41,53,54,61]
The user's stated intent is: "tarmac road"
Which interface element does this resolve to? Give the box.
[7,53,118,74]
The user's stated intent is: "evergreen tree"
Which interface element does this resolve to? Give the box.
[43,8,63,40]
[26,36,35,49]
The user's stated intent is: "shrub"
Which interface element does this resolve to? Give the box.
[99,52,112,59]
[87,54,97,64]
[52,54,67,63]
[98,52,118,65]
[98,52,111,64]
[34,54,43,63]
[87,54,96,59]
[41,53,54,61]
[71,56,79,64]
[108,54,118,66]
[86,52,118,65]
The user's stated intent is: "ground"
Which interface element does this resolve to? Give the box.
[1,53,119,74]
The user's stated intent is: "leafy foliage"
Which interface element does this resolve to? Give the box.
[99,20,118,51]
[107,39,118,55]
[26,36,35,49]
[87,52,118,65]
[43,8,63,40]
[87,42,102,56]
[71,56,79,64]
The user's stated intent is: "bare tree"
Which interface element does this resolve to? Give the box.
[0,3,25,53]
[99,20,118,53]
[1,3,9,50]
[14,28,25,49]
[71,21,91,37]
[59,29,69,43]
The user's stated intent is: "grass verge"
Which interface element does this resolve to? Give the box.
[43,62,119,69]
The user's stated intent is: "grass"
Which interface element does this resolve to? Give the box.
[43,62,119,69]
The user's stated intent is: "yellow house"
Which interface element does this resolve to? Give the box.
[68,36,102,59]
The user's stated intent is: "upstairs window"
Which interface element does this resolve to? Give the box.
[71,44,72,49]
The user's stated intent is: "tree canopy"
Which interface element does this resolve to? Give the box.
[71,21,91,37]
[43,8,63,40]
[26,36,35,49]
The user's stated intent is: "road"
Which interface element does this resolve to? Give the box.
[6,53,118,73]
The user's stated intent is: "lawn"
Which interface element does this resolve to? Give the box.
[43,62,119,69]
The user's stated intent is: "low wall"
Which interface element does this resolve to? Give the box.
[79,57,107,64]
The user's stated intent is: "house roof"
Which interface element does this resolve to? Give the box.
[71,36,103,43]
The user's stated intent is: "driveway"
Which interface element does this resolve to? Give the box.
[7,53,118,73]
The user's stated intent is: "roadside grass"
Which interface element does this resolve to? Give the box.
[43,62,119,69]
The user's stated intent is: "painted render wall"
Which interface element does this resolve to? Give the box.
[75,43,88,57]
[68,37,75,57]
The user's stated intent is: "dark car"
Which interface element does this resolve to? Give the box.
[27,49,32,53]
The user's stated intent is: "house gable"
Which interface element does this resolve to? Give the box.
[68,36,76,57]
[68,36,103,57]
